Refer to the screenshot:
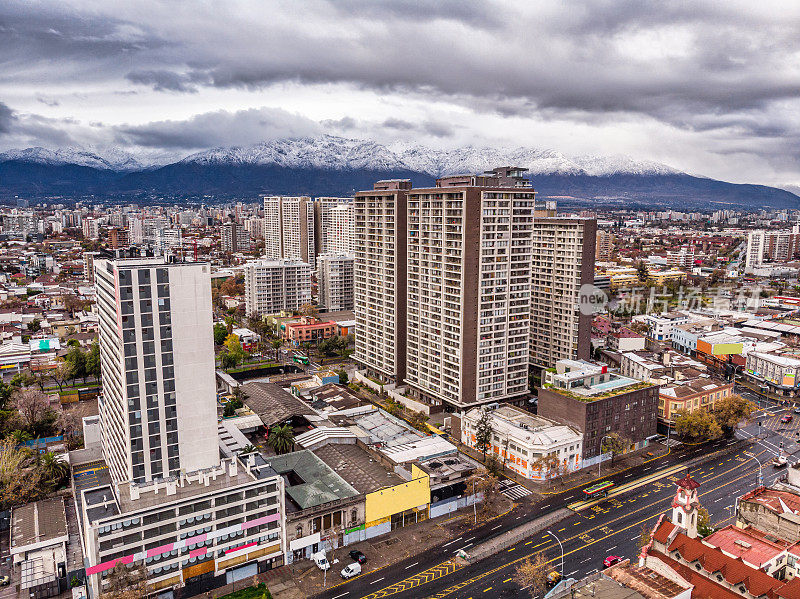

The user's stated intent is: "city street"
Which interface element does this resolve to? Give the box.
[314,397,799,599]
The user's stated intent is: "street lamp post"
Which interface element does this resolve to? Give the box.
[745,452,763,487]
[546,530,564,578]
[599,435,611,477]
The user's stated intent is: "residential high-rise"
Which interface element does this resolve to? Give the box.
[353,180,410,385]
[82,217,99,240]
[243,258,312,316]
[243,216,265,240]
[745,227,800,272]
[221,221,241,254]
[595,229,614,262]
[529,217,596,368]
[404,169,537,409]
[108,227,128,249]
[314,197,354,256]
[262,196,315,264]
[82,259,286,598]
[317,254,354,311]
[95,258,219,483]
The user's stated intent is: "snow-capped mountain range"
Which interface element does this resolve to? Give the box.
[1,135,798,208]
[0,135,683,178]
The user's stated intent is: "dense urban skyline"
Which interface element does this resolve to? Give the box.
[1,1,800,189]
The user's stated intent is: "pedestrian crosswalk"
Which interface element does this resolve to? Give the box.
[497,479,532,500]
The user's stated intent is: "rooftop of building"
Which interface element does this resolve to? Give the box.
[748,351,800,367]
[704,525,790,569]
[660,375,731,398]
[313,442,403,494]
[739,486,800,518]
[544,359,653,401]
[11,497,68,553]
[464,404,582,446]
[309,383,365,412]
[261,449,360,511]
[622,350,705,371]
[604,560,690,599]
[242,381,316,428]
[650,518,790,599]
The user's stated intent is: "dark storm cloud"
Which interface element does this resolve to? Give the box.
[116,107,321,149]
[126,70,203,93]
[321,116,357,131]
[0,102,13,134]
[3,0,800,184]
[382,118,415,131]
[0,1,166,84]
[422,120,455,138]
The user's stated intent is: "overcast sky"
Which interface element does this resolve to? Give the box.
[1,0,799,187]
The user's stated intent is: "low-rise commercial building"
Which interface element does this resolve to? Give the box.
[461,405,583,480]
[745,351,800,397]
[282,316,337,346]
[659,376,733,422]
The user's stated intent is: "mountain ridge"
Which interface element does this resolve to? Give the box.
[1,135,798,209]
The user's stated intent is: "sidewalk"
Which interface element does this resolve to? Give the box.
[279,499,511,598]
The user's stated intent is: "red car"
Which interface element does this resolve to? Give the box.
[603,555,622,568]
[782,415,794,424]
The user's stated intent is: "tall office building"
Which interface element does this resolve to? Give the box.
[95,258,219,483]
[353,180,410,385]
[314,197,354,256]
[403,168,536,409]
[262,196,315,264]
[243,258,312,316]
[529,217,597,369]
[317,254,354,312]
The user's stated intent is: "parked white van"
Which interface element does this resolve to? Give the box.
[312,552,330,570]
[341,562,361,579]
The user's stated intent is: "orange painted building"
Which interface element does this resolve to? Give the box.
[283,316,337,346]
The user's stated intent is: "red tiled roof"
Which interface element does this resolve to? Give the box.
[648,550,746,599]
[652,519,678,545]
[676,474,700,490]
[705,525,788,569]
[665,530,785,598]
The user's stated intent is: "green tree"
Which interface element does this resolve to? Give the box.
[0,439,42,510]
[267,423,295,455]
[711,394,756,437]
[697,506,713,537]
[48,362,73,392]
[86,342,101,380]
[271,339,282,360]
[384,399,402,416]
[674,409,723,441]
[213,323,228,346]
[636,261,649,282]
[219,351,237,371]
[39,452,70,491]
[224,334,247,366]
[475,408,494,462]
[27,318,41,333]
[601,432,629,465]
[335,369,349,385]
[409,410,429,432]
[65,346,87,384]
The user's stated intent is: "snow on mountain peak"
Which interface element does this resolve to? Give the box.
[2,135,683,178]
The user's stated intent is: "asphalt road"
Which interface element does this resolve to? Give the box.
[316,392,797,599]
